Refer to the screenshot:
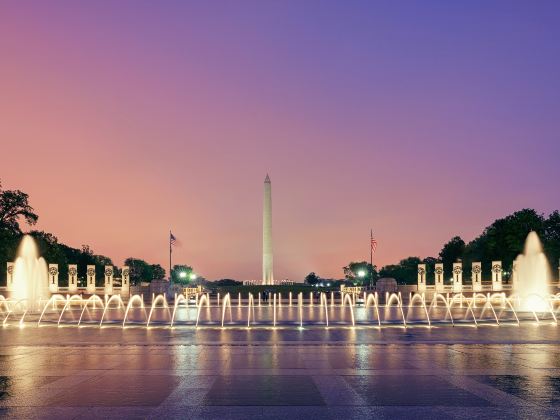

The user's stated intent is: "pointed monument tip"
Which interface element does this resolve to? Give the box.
[265,174,270,183]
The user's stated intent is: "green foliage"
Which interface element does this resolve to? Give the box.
[0,229,21,285]
[0,183,117,287]
[543,210,560,276]
[343,261,378,286]
[304,272,320,285]
[213,279,242,287]
[171,264,194,285]
[0,182,38,235]
[124,258,166,285]
[379,257,422,285]
[151,264,166,281]
[378,208,560,282]
[462,209,547,278]
[30,232,113,287]
[439,236,466,276]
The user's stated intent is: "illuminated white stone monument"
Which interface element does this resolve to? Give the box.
[48,264,59,293]
[262,174,274,285]
[492,260,503,291]
[452,262,463,293]
[68,264,78,293]
[121,266,130,297]
[435,263,444,293]
[104,265,114,295]
[6,262,14,292]
[472,262,482,292]
[417,264,426,292]
[87,265,96,294]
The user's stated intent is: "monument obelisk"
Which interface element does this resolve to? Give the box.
[262,174,273,285]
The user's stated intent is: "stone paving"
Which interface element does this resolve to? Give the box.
[1,324,560,419]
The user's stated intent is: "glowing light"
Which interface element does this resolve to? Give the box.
[179,272,187,278]
[189,273,197,280]
[357,270,366,277]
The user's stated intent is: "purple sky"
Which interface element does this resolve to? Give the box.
[1,1,559,280]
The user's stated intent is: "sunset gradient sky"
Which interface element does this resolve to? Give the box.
[1,1,559,281]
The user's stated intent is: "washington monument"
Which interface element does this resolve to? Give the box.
[262,174,273,285]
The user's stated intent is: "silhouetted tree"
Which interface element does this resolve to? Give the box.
[213,279,242,286]
[544,211,560,275]
[463,209,546,278]
[439,236,466,277]
[343,261,378,286]
[151,264,166,280]
[171,264,194,285]
[379,257,422,285]
[0,181,39,235]
[125,258,153,285]
[304,272,320,285]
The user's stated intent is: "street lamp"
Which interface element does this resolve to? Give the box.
[189,273,197,281]
[357,270,366,278]
[179,271,187,279]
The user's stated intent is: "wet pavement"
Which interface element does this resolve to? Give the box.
[1,323,560,419]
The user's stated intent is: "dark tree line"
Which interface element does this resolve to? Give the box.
[379,209,560,285]
[0,181,165,286]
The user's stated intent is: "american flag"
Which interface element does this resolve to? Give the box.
[370,232,378,254]
[170,232,179,246]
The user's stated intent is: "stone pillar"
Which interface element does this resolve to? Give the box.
[68,264,78,293]
[435,263,444,293]
[417,264,426,292]
[472,262,482,292]
[86,265,96,294]
[48,264,59,293]
[492,261,503,291]
[452,262,463,293]
[6,262,15,292]
[121,266,130,297]
[104,265,114,295]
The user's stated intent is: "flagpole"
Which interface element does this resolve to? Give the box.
[169,230,172,282]
[370,228,373,267]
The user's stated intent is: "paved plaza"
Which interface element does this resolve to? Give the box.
[1,325,560,419]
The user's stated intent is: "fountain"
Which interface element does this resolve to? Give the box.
[319,292,329,327]
[170,294,188,327]
[147,294,170,327]
[11,235,49,311]
[2,231,560,330]
[514,231,551,312]
[247,293,255,327]
[99,295,125,326]
[221,293,232,327]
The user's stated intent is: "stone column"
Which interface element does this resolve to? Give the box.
[121,266,130,297]
[417,264,426,292]
[104,265,114,295]
[68,264,78,293]
[452,262,463,293]
[472,262,482,292]
[492,261,503,291]
[48,264,59,293]
[435,263,444,293]
[86,265,96,294]
[6,262,15,292]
